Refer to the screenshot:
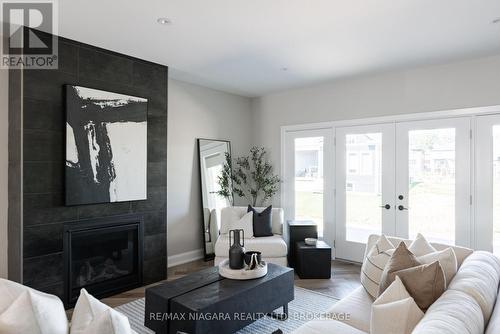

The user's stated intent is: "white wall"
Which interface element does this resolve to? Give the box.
[167,79,252,261]
[0,68,7,278]
[252,54,500,205]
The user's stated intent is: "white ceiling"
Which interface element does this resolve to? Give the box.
[56,0,500,97]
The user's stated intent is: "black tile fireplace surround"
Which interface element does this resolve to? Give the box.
[7,28,168,302]
[63,215,144,307]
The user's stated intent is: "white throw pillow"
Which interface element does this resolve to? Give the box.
[408,233,437,257]
[228,211,254,238]
[418,247,458,286]
[71,289,134,334]
[371,276,424,334]
[0,279,69,334]
[361,234,395,298]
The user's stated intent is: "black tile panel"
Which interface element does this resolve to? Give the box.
[132,186,166,212]
[78,46,133,84]
[24,98,64,131]
[23,129,64,162]
[144,233,167,260]
[24,223,63,258]
[24,161,63,194]
[147,161,167,187]
[23,252,63,289]
[77,201,132,219]
[58,41,78,75]
[23,69,77,101]
[143,256,167,285]
[24,193,78,226]
[144,210,167,236]
[132,61,168,93]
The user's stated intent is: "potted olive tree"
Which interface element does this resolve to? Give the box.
[216,147,280,206]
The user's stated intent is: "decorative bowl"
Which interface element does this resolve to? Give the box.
[244,251,262,266]
[305,238,317,246]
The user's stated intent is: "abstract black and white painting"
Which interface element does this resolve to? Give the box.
[65,85,148,206]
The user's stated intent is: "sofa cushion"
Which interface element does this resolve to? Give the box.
[486,289,500,334]
[395,261,446,311]
[0,290,69,334]
[417,247,457,286]
[214,234,287,258]
[0,278,68,334]
[220,207,283,235]
[227,211,253,238]
[448,251,500,323]
[360,235,395,299]
[364,234,473,267]
[248,205,273,237]
[378,242,421,295]
[408,233,437,256]
[412,290,484,334]
[371,276,424,334]
[327,286,372,333]
[71,289,135,334]
[293,319,367,334]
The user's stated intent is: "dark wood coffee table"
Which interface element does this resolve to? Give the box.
[144,263,294,334]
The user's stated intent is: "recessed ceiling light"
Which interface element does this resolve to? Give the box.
[157,17,172,25]
[492,17,500,24]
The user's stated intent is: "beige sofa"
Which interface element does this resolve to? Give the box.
[213,206,288,266]
[294,234,500,334]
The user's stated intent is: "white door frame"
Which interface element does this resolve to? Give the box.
[281,127,335,254]
[474,115,500,251]
[395,117,471,247]
[335,123,395,262]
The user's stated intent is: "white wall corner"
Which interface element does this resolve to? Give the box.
[167,248,205,268]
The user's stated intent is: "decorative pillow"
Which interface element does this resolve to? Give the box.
[379,242,421,295]
[247,205,273,237]
[408,233,437,257]
[0,282,69,334]
[361,234,396,298]
[71,289,135,334]
[228,211,254,239]
[371,276,424,334]
[417,247,457,286]
[395,261,446,311]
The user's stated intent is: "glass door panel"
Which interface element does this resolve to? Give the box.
[407,128,456,244]
[283,128,334,249]
[493,126,500,254]
[395,118,470,247]
[345,133,383,243]
[294,137,324,235]
[335,124,395,262]
[476,115,500,254]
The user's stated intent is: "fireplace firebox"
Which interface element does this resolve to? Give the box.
[63,215,144,306]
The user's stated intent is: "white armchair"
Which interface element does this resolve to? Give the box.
[213,206,288,266]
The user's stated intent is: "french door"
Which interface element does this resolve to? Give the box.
[476,115,500,255]
[335,124,395,261]
[336,118,471,262]
[283,128,334,249]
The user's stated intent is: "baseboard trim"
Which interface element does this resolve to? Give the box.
[168,248,204,268]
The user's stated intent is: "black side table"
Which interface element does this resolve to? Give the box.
[295,241,332,279]
[284,221,317,268]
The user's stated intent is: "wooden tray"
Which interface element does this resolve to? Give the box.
[218,259,268,280]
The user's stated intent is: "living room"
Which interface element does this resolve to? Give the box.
[1,1,500,333]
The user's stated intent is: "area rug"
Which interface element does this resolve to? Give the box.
[116,286,338,334]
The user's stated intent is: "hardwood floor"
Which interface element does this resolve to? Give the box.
[100,259,361,309]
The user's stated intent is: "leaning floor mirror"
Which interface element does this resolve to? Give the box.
[197,139,232,260]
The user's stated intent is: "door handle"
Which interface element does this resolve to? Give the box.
[398,205,409,211]
[379,204,391,210]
